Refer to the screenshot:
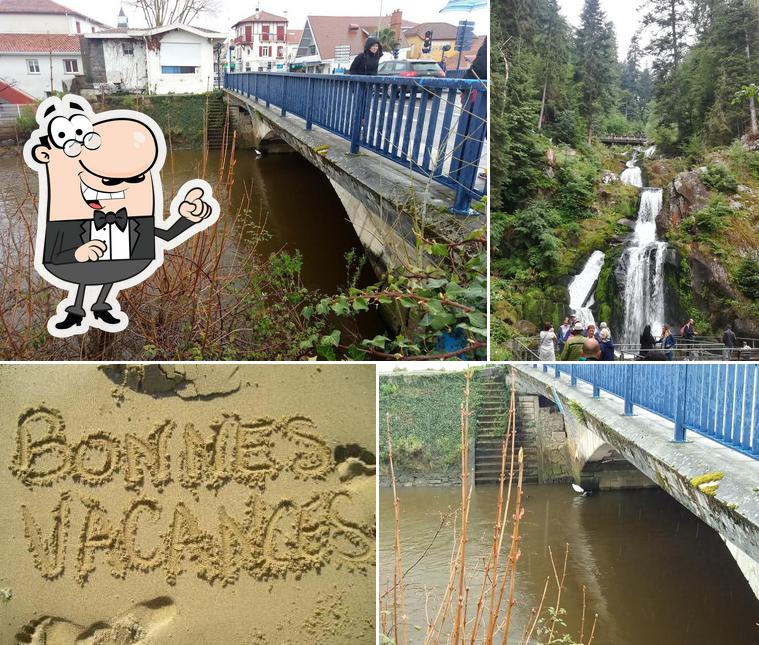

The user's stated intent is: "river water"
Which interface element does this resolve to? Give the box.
[0,147,377,296]
[379,486,759,644]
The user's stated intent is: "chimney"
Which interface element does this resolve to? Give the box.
[390,9,402,40]
[117,6,128,29]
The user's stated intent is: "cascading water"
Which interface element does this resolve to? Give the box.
[620,151,643,187]
[568,250,605,329]
[619,151,668,345]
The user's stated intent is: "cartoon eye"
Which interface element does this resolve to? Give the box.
[48,116,75,147]
[70,114,93,142]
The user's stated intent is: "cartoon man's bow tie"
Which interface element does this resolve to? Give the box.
[93,208,128,231]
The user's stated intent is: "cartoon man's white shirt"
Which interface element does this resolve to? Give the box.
[90,221,131,260]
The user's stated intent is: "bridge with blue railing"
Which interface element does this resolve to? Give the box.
[537,362,758,460]
[514,362,759,598]
[223,71,487,213]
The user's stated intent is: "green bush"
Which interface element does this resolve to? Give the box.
[702,164,738,193]
[735,252,759,301]
[16,104,38,136]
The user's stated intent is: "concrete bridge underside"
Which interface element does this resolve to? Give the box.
[514,365,759,600]
[225,90,484,276]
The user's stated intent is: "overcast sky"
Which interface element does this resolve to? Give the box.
[63,0,488,35]
[558,0,645,60]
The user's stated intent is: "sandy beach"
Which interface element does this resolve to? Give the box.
[0,364,376,644]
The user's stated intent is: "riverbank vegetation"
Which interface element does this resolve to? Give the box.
[380,367,597,644]
[491,0,759,358]
[3,93,486,360]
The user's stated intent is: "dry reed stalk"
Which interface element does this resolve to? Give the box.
[520,576,550,644]
[386,413,409,645]
[450,369,473,645]
[546,544,570,644]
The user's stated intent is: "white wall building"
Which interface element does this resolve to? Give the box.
[230,10,288,73]
[82,25,226,95]
[0,0,107,35]
[0,0,107,99]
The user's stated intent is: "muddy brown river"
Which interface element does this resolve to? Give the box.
[379,485,759,644]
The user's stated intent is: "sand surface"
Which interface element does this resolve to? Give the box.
[0,364,376,644]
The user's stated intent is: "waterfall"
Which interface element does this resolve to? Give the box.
[644,145,657,159]
[620,188,667,344]
[568,250,605,329]
[620,151,643,187]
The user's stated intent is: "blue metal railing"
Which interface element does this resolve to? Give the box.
[535,363,759,460]
[223,72,487,213]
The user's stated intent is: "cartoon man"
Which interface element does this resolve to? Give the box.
[23,95,219,337]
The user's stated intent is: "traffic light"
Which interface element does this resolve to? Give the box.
[422,30,433,54]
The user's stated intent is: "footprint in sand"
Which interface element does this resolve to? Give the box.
[15,596,176,645]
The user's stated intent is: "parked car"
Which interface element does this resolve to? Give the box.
[377,59,445,79]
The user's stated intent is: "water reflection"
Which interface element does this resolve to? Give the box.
[379,486,759,644]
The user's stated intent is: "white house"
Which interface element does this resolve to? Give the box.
[0,0,108,35]
[81,24,226,95]
[0,33,83,99]
[0,0,107,100]
[230,10,288,73]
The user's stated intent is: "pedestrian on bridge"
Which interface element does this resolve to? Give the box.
[722,324,737,360]
[599,328,615,361]
[349,38,383,76]
[539,321,557,361]
[560,322,586,361]
[680,318,696,358]
[656,324,676,360]
[558,317,571,353]
[640,324,656,357]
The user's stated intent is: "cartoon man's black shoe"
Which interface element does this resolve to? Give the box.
[54,312,84,330]
[93,310,122,325]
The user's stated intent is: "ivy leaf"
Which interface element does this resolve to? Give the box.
[377,295,393,305]
[331,297,351,316]
[301,306,313,319]
[398,296,417,308]
[315,300,331,315]
[319,329,341,347]
[425,278,449,290]
[466,311,487,329]
[364,335,390,348]
[352,297,370,312]
[430,243,449,257]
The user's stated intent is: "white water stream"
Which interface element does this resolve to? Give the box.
[568,250,605,329]
[620,151,643,187]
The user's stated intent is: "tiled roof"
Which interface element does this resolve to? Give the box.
[0,0,107,26]
[0,32,80,53]
[405,22,462,40]
[287,29,303,45]
[233,10,287,27]
[306,15,417,60]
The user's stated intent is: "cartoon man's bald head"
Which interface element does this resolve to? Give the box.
[30,103,162,222]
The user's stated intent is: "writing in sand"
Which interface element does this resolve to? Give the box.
[10,406,374,587]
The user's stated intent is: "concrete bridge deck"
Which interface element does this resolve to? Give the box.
[514,364,759,598]
[225,89,485,274]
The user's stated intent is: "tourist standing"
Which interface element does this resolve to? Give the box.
[579,338,601,361]
[558,317,571,353]
[657,324,676,361]
[599,328,615,361]
[640,324,656,357]
[680,319,696,358]
[561,322,586,361]
[722,325,737,360]
[539,322,557,361]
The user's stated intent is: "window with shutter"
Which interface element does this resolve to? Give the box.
[276,26,284,41]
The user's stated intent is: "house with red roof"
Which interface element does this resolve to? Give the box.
[230,10,288,73]
[0,0,108,99]
[294,11,418,74]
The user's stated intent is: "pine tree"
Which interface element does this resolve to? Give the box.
[574,0,619,142]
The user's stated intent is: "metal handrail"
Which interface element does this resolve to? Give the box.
[532,363,759,460]
[223,71,487,213]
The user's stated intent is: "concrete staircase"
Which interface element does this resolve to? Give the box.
[205,94,227,150]
[474,376,539,486]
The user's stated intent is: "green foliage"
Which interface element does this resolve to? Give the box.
[702,164,738,193]
[735,252,759,301]
[379,371,486,472]
[683,196,732,237]
[302,232,487,360]
[15,104,37,136]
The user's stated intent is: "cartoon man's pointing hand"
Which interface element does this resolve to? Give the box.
[23,95,219,337]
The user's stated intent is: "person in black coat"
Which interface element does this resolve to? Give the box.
[349,37,383,75]
[465,37,487,80]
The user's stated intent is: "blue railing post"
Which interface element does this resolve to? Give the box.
[281,74,288,117]
[554,364,560,379]
[305,77,314,130]
[543,364,548,374]
[265,75,270,108]
[451,85,487,215]
[570,364,577,388]
[254,73,258,102]
[349,81,369,154]
[673,364,688,442]
[592,380,600,398]
[624,365,634,416]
